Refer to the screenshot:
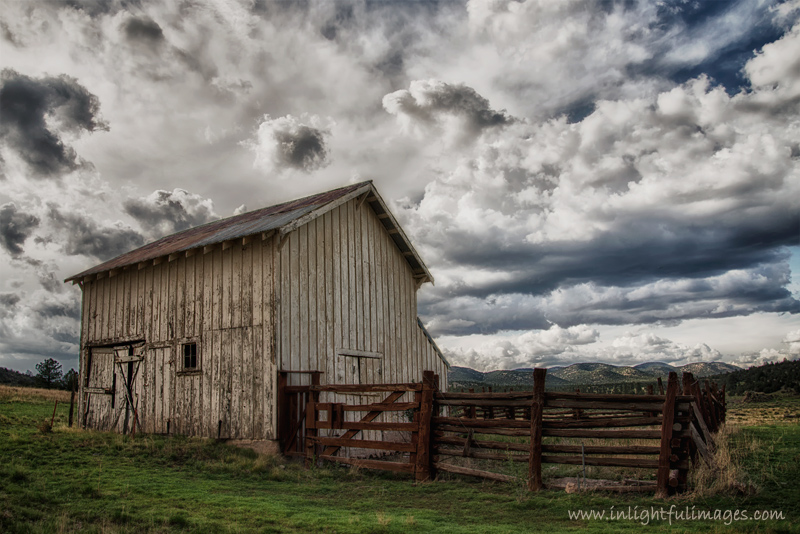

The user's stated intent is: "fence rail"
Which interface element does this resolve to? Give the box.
[280,368,726,496]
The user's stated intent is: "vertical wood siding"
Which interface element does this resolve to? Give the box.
[79,237,277,440]
[275,198,448,388]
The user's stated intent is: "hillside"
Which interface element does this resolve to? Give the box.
[448,367,569,390]
[709,358,800,395]
[680,361,741,377]
[549,363,654,384]
[448,360,741,391]
[633,362,679,375]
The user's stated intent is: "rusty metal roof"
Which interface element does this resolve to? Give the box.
[65,181,433,284]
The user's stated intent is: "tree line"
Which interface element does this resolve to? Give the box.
[0,359,77,391]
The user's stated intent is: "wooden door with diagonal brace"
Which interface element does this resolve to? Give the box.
[112,345,144,434]
[83,345,144,433]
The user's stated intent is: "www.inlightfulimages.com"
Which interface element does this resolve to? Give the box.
[567,505,785,526]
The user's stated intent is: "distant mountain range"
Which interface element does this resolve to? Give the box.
[448,361,741,390]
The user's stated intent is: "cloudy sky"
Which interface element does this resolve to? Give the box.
[1,0,799,374]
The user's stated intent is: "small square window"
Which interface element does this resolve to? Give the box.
[182,342,198,371]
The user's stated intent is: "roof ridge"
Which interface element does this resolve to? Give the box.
[184,179,375,233]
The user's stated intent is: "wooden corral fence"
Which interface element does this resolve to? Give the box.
[280,369,726,497]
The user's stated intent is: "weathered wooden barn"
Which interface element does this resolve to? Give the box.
[65,181,448,451]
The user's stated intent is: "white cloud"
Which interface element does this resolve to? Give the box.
[438,324,728,371]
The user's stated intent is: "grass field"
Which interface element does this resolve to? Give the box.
[1,386,798,533]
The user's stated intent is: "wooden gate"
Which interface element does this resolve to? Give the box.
[277,371,321,457]
[300,371,438,479]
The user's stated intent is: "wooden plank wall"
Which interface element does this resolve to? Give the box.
[78,236,277,440]
[275,198,448,389]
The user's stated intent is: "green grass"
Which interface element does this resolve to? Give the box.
[1,387,799,533]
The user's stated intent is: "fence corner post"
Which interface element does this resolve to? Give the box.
[277,371,288,453]
[528,367,546,491]
[656,371,678,498]
[304,372,321,467]
[415,370,436,482]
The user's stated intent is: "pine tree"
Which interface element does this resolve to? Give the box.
[35,358,63,389]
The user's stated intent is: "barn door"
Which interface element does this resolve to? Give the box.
[113,346,144,434]
[83,347,116,430]
[83,345,144,433]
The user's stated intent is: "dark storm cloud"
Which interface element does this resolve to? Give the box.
[384,79,512,139]
[416,211,800,336]
[275,125,329,171]
[434,211,800,299]
[0,203,40,256]
[247,115,331,173]
[123,189,217,238]
[0,69,107,178]
[47,205,144,260]
[33,297,80,320]
[122,16,164,46]
[0,293,20,308]
[421,262,800,337]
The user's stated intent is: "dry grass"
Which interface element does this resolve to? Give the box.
[689,423,757,497]
[725,395,800,425]
[0,384,70,403]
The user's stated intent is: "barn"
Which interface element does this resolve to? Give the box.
[65,181,448,452]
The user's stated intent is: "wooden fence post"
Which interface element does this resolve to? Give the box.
[305,372,321,466]
[468,388,476,419]
[68,378,76,428]
[656,372,678,498]
[646,385,655,418]
[528,368,546,491]
[277,371,288,452]
[415,370,436,482]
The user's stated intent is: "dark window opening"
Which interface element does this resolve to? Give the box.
[183,343,198,371]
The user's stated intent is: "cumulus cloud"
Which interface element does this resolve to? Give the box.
[407,34,800,337]
[440,325,725,371]
[785,329,800,354]
[383,79,512,144]
[0,69,107,178]
[244,114,332,174]
[0,202,39,256]
[744,21,800,102]
[47,205,144,260]
[123,188,218,239]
